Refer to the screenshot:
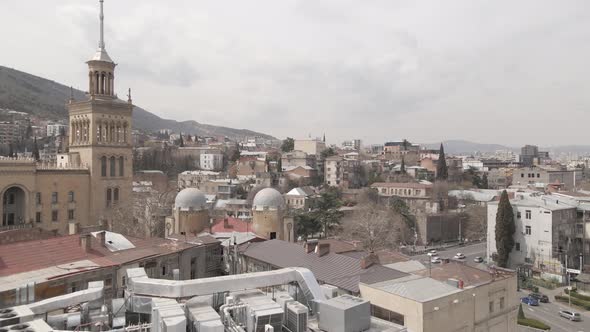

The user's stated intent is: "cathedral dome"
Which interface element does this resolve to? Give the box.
[175,188,207,211]
[252,188,285,211]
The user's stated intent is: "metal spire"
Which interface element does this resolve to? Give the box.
[99,0,105,50]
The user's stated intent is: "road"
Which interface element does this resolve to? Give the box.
[411,242,486,266]
[521,296,589,332]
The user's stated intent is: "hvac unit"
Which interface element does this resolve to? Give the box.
[0,306,34,327]
[0,319,53,332]
[320,284,339,299]
[285,302,308,332]
[318,295,370,332]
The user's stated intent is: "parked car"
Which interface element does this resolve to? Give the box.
[520,296,539,306]
[528,292,549,303]
[453,253,466,259]
[427,250,438,257]
[431,257,442,264]
[559,310,581,321]
[473,256,484,263]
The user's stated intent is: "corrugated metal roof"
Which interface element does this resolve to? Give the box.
[240,240,407,293]
[367,275,461,302]
[384,261,426,273]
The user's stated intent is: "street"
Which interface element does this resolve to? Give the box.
[520,294,589,332]
[411,242,487,267]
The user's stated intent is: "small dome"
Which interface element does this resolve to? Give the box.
[175,188,207,211]
[253,188,285,211]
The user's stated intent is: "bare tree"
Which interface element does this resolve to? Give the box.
[341,203,402,252]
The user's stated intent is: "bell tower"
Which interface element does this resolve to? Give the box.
[67,0,133,227]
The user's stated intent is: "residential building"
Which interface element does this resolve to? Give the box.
[0,231,222,305]
[360,262,518,332]
[284,186,316,210]
[519,145,539,167]
[178,170,220,189]
[281,150,316,170]
[294,138,326,156]
[371,182,433,199]
[200,179,238,199]
[324,155,361,189]
[46,123,68,137]
[512,166,582,190]
[236,156,267,180]
[212,199,251,220]
[0,121,20,144]
[199,152,224,171]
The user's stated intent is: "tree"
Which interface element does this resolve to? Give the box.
[314,189,343,237]
[32,137,40,161]
[342,203,400,252]
[400,157,406,174]
[8,144,14,158]
[179,132,185,147]
[495,190,515,267]
[320,147,337,159]
[295,212,322,241]
[281,137,294,152]
[229,148,241,162]
[481,173,489,189]
[436,143,448,181]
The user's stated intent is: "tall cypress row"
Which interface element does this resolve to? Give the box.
[495,190,515,267]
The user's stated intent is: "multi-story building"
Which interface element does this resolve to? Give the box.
[519,145,539,167]
[512,166,582,190]
[324,155,361,189]
[294,138,326,156]
[281,150,316,170]
[236,156,268,180]
[178,170,220,189]
[199,152,223,171]
[46,123,68,137]
[284,186,316,210]
[487,194,581,280]
[0,7,133,234]
[0,121,20,144]
[360,262,518,332]
[371,182,432,199]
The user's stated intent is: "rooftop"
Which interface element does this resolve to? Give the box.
[365,274,462,302]
[371,182,433,189]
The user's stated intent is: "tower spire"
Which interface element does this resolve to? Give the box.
[99,0,105,50]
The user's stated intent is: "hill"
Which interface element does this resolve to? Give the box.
[0,66,274,140]
[422,140,515,155]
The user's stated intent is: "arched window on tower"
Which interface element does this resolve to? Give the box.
[110,156,116,176]
[114,188,119,203]
[119,156,124,176]
[101,156,107,177]
[106,188,112,208]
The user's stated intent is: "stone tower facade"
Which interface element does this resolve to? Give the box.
[68,0,133,226]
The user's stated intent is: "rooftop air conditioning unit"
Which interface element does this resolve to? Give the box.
[285,302,308,332]
[0,306,34,327]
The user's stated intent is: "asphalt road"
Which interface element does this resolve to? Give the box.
[411,242,487,266]
[521,296,589,332]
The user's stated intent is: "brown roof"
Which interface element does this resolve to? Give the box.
[318,239,361,254]
[371,182,432,189]
[239,240,407,293]
[0,233,218,277]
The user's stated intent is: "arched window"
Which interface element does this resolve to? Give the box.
[68,191,75,203]
[110,156,116,176]
[101,156,107,177]
[106,188,112,207]
[114,188,119,203]
[119,156,124,176]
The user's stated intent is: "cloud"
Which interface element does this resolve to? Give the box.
[1,0,590,145]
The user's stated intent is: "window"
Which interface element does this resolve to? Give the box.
[122,276,126,287]
[521,173,524,178]
[270,232,277,239]
[517,212,521,219]
[525,210,531,219]
[515,242,520,251]
[68,209,75,220]
[68,191,75,203]
[36,192,41,205]
[119,156,124,176]
[537,173,540,178]
[101,156,107,177]
[110,156,116,176]
[7,193,15,205]
[51,192,58,204]
[51,210,58,222]
[500,297,505,310]
[525,226,531,235]
[489,301,494,313]
[35,212,42,223]
[106,188,112,207]
[114,188,119,202]
[161,265,167,276]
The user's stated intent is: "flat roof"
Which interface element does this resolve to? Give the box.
[365,274,462,302]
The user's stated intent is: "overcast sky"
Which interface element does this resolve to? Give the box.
[1,0,589,145]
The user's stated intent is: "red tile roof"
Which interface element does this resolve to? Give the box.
[211,217,252,233]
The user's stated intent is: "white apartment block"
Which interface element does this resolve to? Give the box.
[200,153,224,171]
[487,194,582,280]
[46,123,68,137]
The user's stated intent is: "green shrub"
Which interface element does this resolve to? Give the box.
[565,289,590,302]
[554,295,590,310]
[518,304,525,319]
[528,278,558,290]
[518,318,551,330]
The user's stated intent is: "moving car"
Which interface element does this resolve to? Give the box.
[520,296,539,306]
[431,257,442,264]
[528,292,549,303]
[473,256,484,263]
[559,310,581,321]
[427,250,438,257]
[453,253,466,259]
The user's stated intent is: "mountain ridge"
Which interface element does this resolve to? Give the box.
[0,65,275,140]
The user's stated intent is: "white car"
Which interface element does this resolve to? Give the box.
[431,257,442,264]
[427,250,438,257]
[454,253,466,259]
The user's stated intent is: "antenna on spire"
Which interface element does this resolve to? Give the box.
[127,88,132,103]
[99,0,105,50]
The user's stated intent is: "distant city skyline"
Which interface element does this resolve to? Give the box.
[1,0,589,145]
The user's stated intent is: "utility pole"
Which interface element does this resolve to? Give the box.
[566,253,571,308]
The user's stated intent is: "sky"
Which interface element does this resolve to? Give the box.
[1,0,589,146]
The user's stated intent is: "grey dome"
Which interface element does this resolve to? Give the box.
[175,188,207,211]
[252,188,285,211]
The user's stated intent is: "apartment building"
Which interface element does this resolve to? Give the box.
[512,166,582,190]
[200,152,224,171]
[371,182,433,199]
[324,155,361,189]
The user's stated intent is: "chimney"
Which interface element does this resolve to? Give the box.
[360,252,380,269]
[305,239,318,253]
[97,231,106,247]
[224,218,232,229]
[80,234,92,252]
[316,243,330,257]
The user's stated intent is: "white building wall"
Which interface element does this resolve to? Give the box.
[200,153,223,171]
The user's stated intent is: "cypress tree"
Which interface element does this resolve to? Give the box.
[495,190,515,267]
[32,137,40,161]
[8,144,14,158]
[400,157,406,174]
[482,173,489,189]
[179,132,184,147]
[436,143,448,180]
[518,303,525,319]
